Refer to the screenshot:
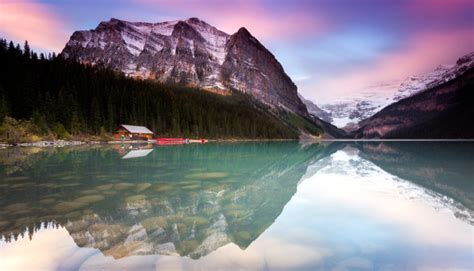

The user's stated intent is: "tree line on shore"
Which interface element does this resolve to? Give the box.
[0,38,300,142]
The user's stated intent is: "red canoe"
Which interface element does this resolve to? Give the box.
[156,138,188,145]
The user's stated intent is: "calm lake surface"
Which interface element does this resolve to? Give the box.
[0,142,472,271]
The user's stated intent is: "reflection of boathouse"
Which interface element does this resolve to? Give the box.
[111,142,154,158]
[114,124,154,140]
[122,148,154,159]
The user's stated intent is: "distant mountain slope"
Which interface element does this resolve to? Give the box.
[321,52,474,130]
[61,17,307,115]
[296,94,348,139]
[354,66,474,139]
[393,52,474,101]
[298,94,333,123]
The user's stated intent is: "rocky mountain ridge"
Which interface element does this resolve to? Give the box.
[61,17,307,115]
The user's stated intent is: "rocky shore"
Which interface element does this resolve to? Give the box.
[0,140,90,148]
[0,139,157,148]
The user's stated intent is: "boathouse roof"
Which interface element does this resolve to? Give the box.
[119,124,153,134]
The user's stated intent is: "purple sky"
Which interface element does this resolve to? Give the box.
[1,0,473,103]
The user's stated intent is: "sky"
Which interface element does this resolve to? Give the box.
[0,0,473,103]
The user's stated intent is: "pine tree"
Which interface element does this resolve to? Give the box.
[0,88,8,123]
[31,111,48,135]
[70,111,82,135]
[90,97,101,134]
[23,40,31,59]
[7,41,15,52]
[106,96,114,132]
[0,39,7,51]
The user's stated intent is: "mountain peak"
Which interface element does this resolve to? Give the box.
[230,26,265,50]
[173,20,191,29]
[172,20,205,41]
[186,17,203,24]
[236,27,251,36]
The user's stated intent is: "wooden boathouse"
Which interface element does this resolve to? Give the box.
[114,124,154,140]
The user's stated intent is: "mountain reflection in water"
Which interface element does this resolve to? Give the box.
[0,143,335,258]
[0,142,472,270]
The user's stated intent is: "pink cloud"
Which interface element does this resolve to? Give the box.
[133,0,327,41]
[304,29,474,103]
[0,0,68,52]
[404,0,474,16]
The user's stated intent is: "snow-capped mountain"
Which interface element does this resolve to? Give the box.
[318,52,474,130]
[61,17,307,115]
[355,54,474,139]
[319,80,401,130]
[394,53,474,101]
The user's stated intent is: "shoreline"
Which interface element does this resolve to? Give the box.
[2,138,474,149]
[0,138,296,148]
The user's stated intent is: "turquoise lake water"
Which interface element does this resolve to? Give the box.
[0,142,472,270]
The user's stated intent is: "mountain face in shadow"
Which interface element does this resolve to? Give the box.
[355,141,474,219]
[0,142,339,259]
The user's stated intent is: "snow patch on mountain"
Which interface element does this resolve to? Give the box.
[121,32,145,56]
[185,18,229,65]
